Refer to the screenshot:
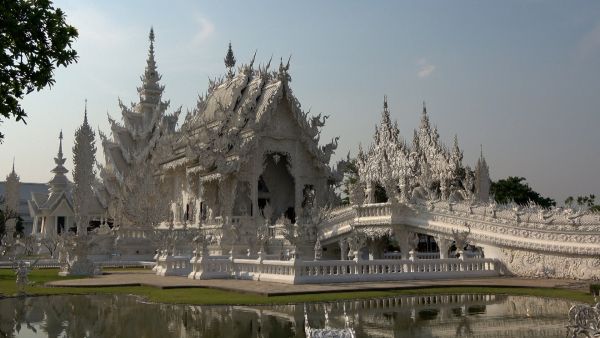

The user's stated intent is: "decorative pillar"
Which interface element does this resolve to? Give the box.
[435,236,451,259]
[294,178,303,221]
[365,181,375,204]
[32,216,38,234]
[339,239,348,260]
[393,226,418,260]
[251,176,258,218]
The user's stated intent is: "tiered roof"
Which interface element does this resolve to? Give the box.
[99,28,180,182]
[161,54,339,182]
[28,132,74,216]
[357,100,473,201]
[97,28,180,206]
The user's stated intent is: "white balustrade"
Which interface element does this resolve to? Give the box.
[185,255,500,284]
[357,203,392,218]
[384,252,441,260]
[155,255,192,276]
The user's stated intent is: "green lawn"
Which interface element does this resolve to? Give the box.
[0,268,594,305]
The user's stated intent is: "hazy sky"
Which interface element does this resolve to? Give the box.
[1,0,599,203]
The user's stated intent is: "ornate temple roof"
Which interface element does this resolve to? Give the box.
[357,100,475,202]
[99,28,181,183]
[160,52,339,181]
[28,132,74,217]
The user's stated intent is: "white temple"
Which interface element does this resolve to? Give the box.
[28,131,75,235]
[22,28,600,282]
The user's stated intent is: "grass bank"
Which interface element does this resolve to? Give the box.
[0,269,594,305]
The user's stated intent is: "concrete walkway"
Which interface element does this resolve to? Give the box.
[45,271,591,296]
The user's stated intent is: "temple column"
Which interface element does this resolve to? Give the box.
[393,226,417,260]
[435,236,451,259]
[32,216,38,234]
[294,178,303,222]
[365,181,375,203]
[251,175,258,218]
[339,239,348,260]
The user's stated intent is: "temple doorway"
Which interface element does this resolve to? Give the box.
[258,153,295,223]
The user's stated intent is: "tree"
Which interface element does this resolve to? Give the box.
[0,0,78,141]
[0,196,19,237]
[72,104,96,233]
[490,176,556,208]
[40,233,60,257]
[565,194,600,212]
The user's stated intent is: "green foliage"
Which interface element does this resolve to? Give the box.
[0,0,78,141]
[0,196,19,237]
[565,194,599,212]
[491,176,556,208]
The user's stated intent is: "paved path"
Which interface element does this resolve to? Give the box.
[45,271,591,296]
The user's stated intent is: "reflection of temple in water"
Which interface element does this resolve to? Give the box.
[0,294,573,338]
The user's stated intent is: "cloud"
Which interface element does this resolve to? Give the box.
[576,21,600,60]
[191,15,215,45]
[417,58,436,78]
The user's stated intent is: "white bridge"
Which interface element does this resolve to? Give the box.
[317,199,600,280]
[150,198,600,283]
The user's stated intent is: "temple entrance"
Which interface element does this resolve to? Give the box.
[258,153,295,223]
[57,216,65,234]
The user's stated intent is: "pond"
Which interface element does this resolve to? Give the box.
[0,293,573,337]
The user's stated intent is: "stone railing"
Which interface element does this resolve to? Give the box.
[319,200,600,256]
[232,258,298,283]
[155,254,192,276]
[188,255,231,279]
[383,252,440,260]
[292,257,499,284]
[357,203,392,218]
[186,256,500,284]
[418,200,600,231]
[117,227,152,239]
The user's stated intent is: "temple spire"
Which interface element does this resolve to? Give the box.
[58,130,64,160]
[84,99,88,124]
[49,130,69,195]
[419,100,431,134]
[475,144,490,202]
[137,26,162,107]
[224,41,236,78]
[381,95,392,128]
[4,156,20,237]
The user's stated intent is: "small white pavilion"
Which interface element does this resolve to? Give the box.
[28,131,75,235]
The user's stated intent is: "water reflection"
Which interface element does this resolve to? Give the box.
[0,293,573,338]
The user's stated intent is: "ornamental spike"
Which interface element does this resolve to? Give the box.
[149,26,155,43]
[58,130,64,158]
[84,98,88,124]
[249,50,257,69]
[224,41,236,77]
